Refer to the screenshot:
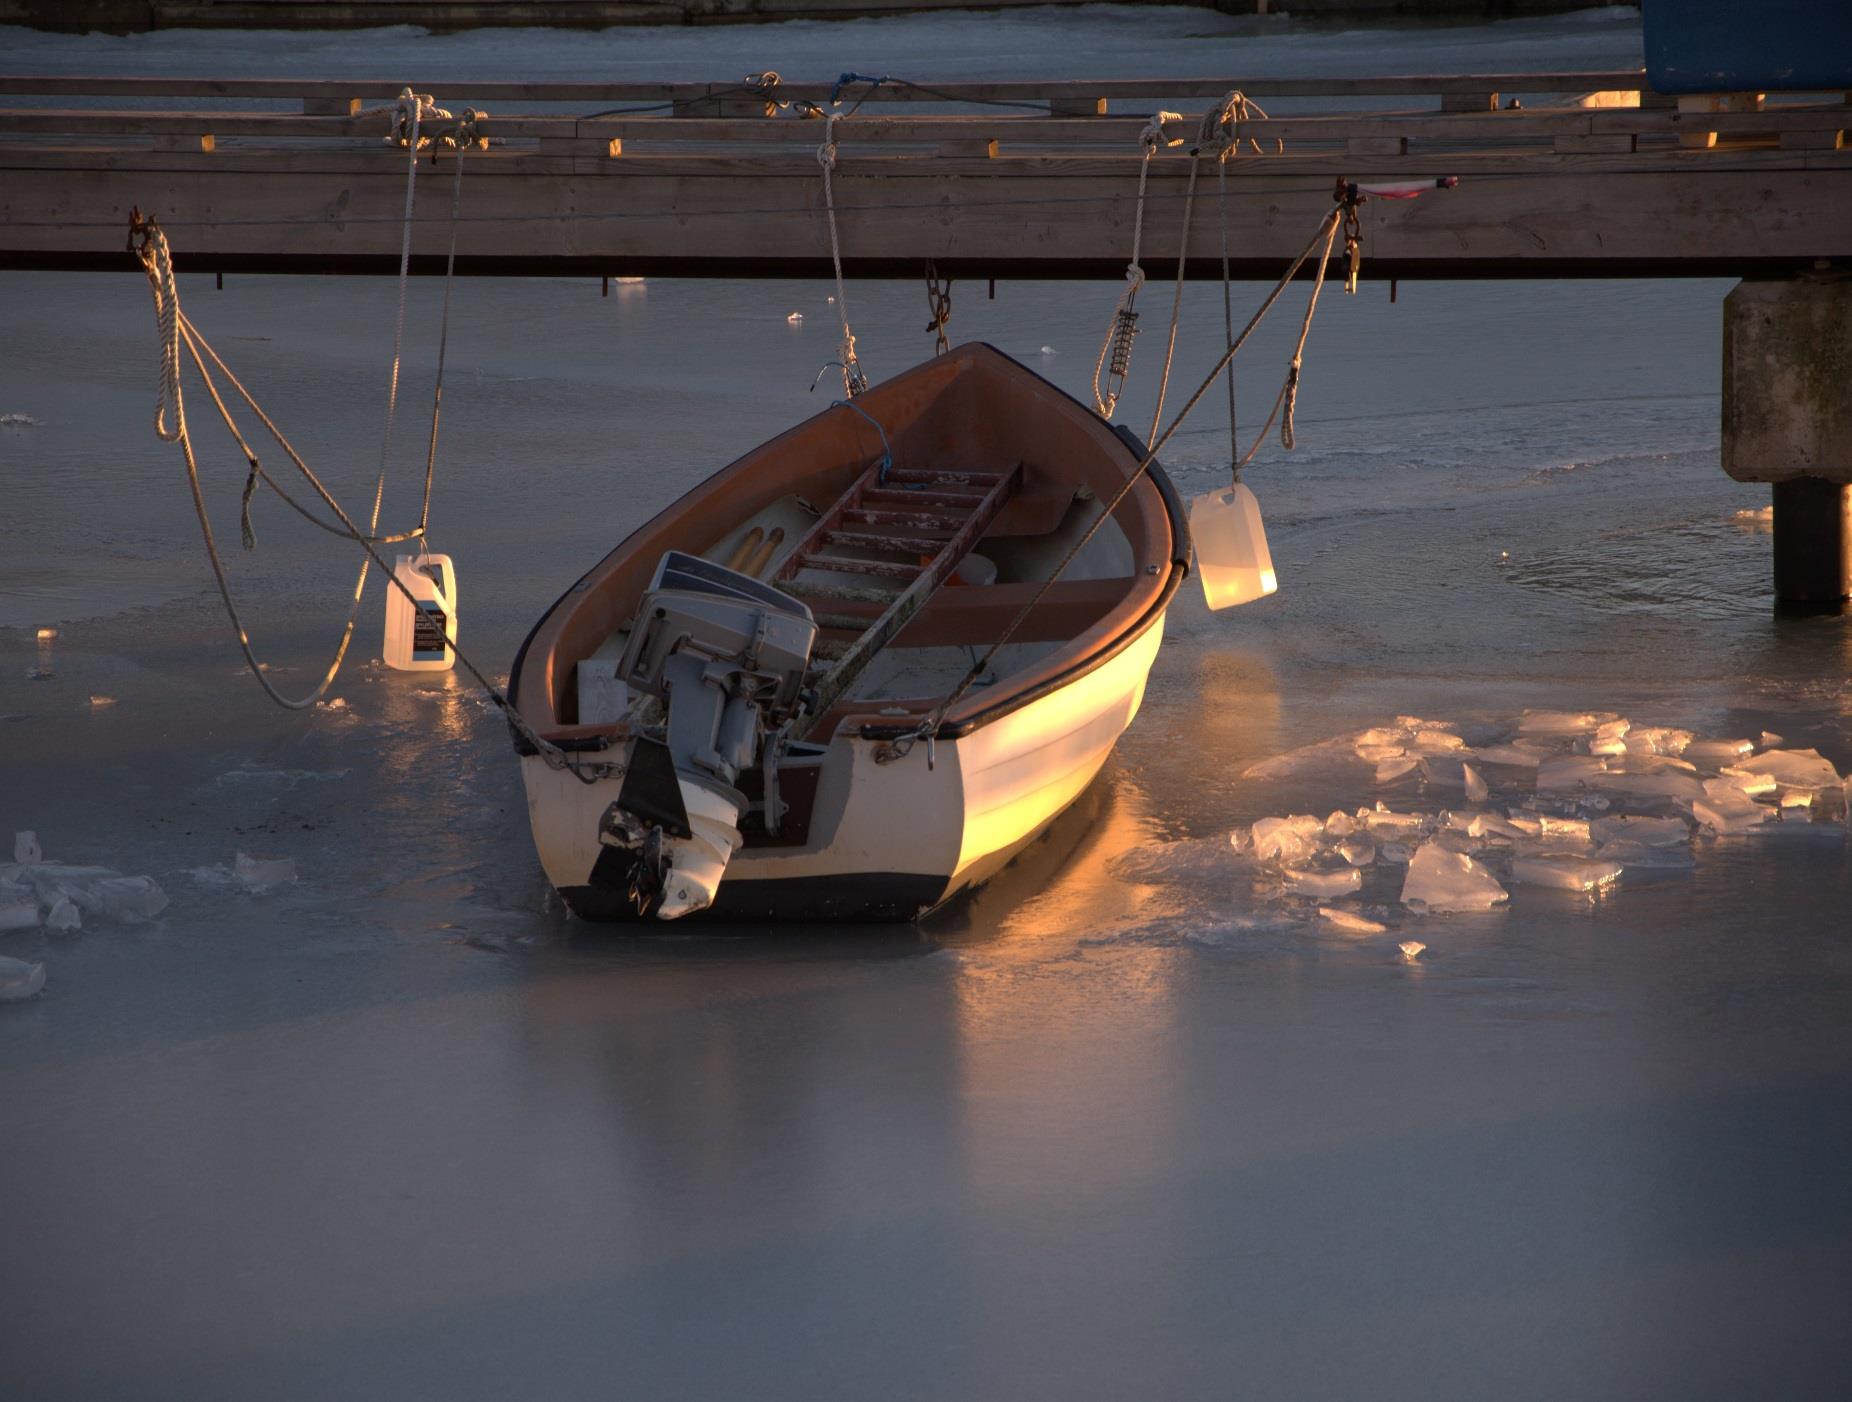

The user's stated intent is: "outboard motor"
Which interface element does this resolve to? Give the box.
[601,551,816,919]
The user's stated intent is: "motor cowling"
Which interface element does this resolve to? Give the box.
[600,551,816,919]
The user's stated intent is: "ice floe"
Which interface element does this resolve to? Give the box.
[1224,711,1846,936]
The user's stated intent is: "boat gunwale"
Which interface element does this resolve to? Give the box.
[507,343,1189,752]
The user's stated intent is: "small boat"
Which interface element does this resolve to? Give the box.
[509,342,1189,922]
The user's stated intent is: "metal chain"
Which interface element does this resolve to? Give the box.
[924,260,953,355]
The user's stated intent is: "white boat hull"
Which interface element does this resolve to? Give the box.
[521,610,1166,922]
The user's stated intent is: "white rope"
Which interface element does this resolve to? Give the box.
[817,113,867,397]
[1090,110,1177,419]
[145,229,184,442]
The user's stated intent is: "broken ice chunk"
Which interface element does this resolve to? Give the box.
[1473,742,1547,768]
[1379,841,1413,864]
[1589,815,1691,847]
[1587,770,1705,803]
[1282,866,1363,899]
[1735,748,1842,792]
[1714,767,1777,798]
[1518,709,1610,736]
[1337,835,1376,867]
[1463,764,1488,804]
[1684,738,1755,769]
[1508,856,1624,892]
[1594,839,1696,870]
[14,831,41,864]
[1536,755,1609,791]
[1354,727,1406,749]
[1375,756,1419,783]
[1320,906,1386,935]
[1362,806,1427,837]
[1400,842,1508,912]
[1691,788,1773,835]
[65,875,169,923]
[1356,744,1405,763]
[1324,811,1355,838]
[44,897,80,932]
[1624,726,1693,758]
[1250,817,1320,865]
[1760,731,1783,748]
[1413,730,1466,753]
[0,955,46,1002]
[0,895,40,932]
[1398,940,1426,962]
[233,852,298,893]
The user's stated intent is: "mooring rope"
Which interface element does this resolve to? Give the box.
[887,199,1350,765]
[817,112,868,397]
[1089,110,1176,420]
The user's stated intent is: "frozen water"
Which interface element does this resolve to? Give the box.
[44,897,81,932]
[1282,866,1363,899]
[1586,770,1705,804]
[1519,709,1611,736]
[1535,755,1609,791]
[1413,730,1466,753]
[1463,764,1489,804]
[1375,756,1419,783]
[0,894,40,932]
[1401,843,1509,913]
[234,852,299,894]
[1684,738,1755,768]
[27,865,171,923]
[1474,743,1547,768]
[1319,906,1386,935]
[1508,856,1624,892]
[0,955,46,1001]
[1624,726,1693,757]
[1589,815,1690,847]
[1397,941,1427,962]
[1379,842,1413,864]
[15,830,41,863]
[1736,748,1842,792]
[1707,770,1775,799]
[1595,839,1697,870]
[1691,789,1773,836]
[1249,816,1323,865]
[1337,835,1376,867]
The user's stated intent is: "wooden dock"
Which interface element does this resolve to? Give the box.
[1,70,1847,279]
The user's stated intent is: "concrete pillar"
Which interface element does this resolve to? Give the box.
[1722,275,1852,605]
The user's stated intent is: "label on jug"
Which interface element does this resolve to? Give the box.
[412,601,449,661]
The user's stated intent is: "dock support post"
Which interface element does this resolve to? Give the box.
[1722,275,1852,607]
[1771,479,1852,606]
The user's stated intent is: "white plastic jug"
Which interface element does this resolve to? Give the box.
[1189,482,1277,611]
[383,552,458,671]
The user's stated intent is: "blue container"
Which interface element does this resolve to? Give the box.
[1643,0,1852,93]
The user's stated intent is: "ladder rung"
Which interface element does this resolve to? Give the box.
[885,468,1003,487]
[811,612,874,632]
[842,508,961,533]
[864,487,984,509]
[822,529,934,555]
[798,552,923,580]
[784,579,902,604]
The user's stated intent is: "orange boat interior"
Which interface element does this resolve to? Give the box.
[512,344,1177,747]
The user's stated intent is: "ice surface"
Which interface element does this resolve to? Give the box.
[1595,839,1696,870]
[15,831,41,863]
[1586,770,1705,803]
[1463,764,1489,804]
[0,955,46,1002]
[1519,710,1611,736]
[1624,726,1692,757]
[1337,836,1376,867]
[0,895,40,932]
[1736,748,1842,792]
[1536,755,1609,791]
[1324,811,1355,838]
[1380,842,1413,864]
[1508,856,1624,892]
[1413,730,1466,753]
[234,852,298,894]
[1282,866,1363,899]
[1684,738,1755,768]
[1760,731,1784,748]
[27,865,170,923]
[1691,788,1773,835]
[45,897,81,932]
[1589,815,1690,847]
[1401,843,1509,912]
[1319,907,1386,935]
[1398,940,1426,962]
[1473,743,1546,768]
[1375,757,1418,783]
